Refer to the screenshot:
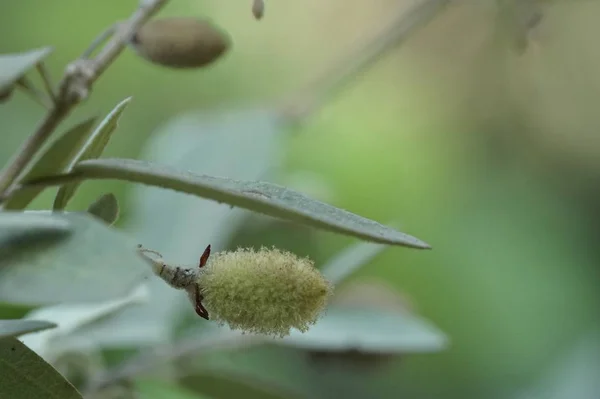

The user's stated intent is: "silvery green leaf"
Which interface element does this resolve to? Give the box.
[0,47,53,93]
[0,319,57,338]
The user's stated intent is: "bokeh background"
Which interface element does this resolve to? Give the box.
[2,1,600,398]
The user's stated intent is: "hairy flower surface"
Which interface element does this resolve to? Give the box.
[197,247,332,337]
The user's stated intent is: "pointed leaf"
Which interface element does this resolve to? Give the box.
[0,319,57,338]
[0,337,83,399]
[54,97,131,210]
[0,47,53,92]
[87,193,119,225]
[4,118,97,210]
[0,212,151,305]
[70,158,430,248]
[322,241,387,284]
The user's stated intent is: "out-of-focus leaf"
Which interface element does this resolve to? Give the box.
[0,212,150,305]
[0,211,71,234]
[4,118,98,210]
[53,97,131,210]
[135,379,214,399]
[0,337,83,399]
[322,241,387,284]
[180,369,299,399]
[66,108,284,347]
[69,158,430,248]
[0,319,57,338]
[87,193,119,225]
[19,285,148,362]
[0,47,53,92]
[278,306,448,353]
[0,212,72,270]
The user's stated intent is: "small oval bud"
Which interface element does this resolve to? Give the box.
[129,17,231,69]
[252,0,265,20]
[197,247,332,337]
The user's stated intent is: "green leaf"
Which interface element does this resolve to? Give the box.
[0,212,151,305]
[0,337,83,399]
[322,241,387,284]
[0,47,53,93]
[3,118,97,210]
[87,193,119,225]
[278,306,448,353]
[70,158,430,248]
[0,319,57,338]
[135,379,214,399]
[53,97,132,210]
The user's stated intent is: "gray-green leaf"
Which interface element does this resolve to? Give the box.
[279,307,448,353]
[3,118,97,210]
[53,97,131,210]
[0,319,57,338]
[87,193,119,225]
[0,47,53,93]
[0,212,151,305]
[0,337,83,399]
[70,158,430,248]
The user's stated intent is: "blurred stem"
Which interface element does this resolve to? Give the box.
[279,0,451,124]
[0,0,170,203]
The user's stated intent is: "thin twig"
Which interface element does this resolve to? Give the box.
[0,0,169,199]
[279,0,451,124]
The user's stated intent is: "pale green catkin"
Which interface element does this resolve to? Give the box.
[197,247,333,337]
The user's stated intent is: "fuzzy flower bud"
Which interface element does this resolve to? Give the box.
[197,247,332,337]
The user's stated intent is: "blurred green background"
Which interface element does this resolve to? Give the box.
[2,1,600,398]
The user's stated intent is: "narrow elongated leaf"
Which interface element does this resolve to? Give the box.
[0,319,57,338]
[54,97,131,210]
[278,307,448,353]
[4,118,97,210]
[87,193,119,225]
[0,337,83,399]
[0,47,53,92]
[69,158,430,248]
[0,212,151,305]
[322,241,387,284]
